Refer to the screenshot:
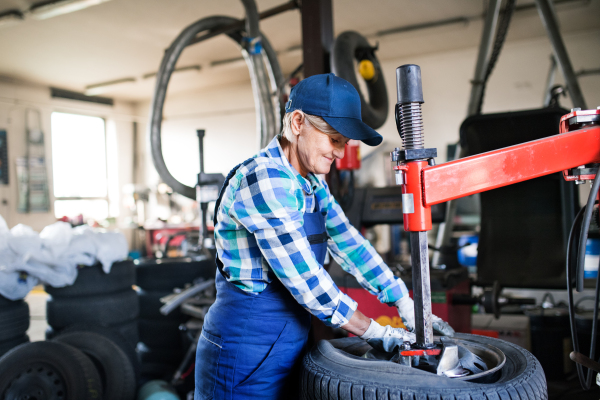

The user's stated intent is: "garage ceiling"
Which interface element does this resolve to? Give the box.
[0,0,598,101]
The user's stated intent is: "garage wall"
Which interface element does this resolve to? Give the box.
[3,28,597,234]
[135,29,600,192]
[0,78,137,234]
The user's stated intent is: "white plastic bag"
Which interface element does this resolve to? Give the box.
[0,217,129,298]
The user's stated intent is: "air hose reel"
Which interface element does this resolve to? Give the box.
[331,31,388,129]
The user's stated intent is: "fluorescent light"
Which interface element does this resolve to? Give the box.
[0,10,24,27]
[30,0,111,20]
[84,77,136,96]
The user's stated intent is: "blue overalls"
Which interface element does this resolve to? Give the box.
[194,159,328,400]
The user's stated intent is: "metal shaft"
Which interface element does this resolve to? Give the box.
[396,65,434,346]
[467,0,501,117]
[410,231,434,346]
[535,0,587,109]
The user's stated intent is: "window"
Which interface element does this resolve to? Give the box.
[51,112,109,221]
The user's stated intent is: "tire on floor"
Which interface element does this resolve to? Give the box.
[0,341,103,400]
[301,333,547,400]
[53,331,136,400]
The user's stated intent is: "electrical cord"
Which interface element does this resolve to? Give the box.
[567,168,600,389]
[475,0,517,115]
[567,205,587,388]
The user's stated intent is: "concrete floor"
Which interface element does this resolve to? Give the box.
[24,286,48,342]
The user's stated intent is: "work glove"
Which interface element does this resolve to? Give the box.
[359,319,416,353]
[395,296,455,337]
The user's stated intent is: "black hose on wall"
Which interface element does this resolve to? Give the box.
[148,13,282,200]
[331,31,388,130]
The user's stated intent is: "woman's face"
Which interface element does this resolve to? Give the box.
[296,118,350,176]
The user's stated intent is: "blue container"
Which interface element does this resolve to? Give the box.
[585,238,600,279]
[457,235,478,269]
[137,380,180,400]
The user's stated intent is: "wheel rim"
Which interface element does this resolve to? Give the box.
[4,362,67,400]
[364,337,506,382]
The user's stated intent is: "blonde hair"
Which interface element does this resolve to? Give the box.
[281,110,339,142]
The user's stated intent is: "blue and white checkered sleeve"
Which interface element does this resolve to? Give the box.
[231,163,357,327]
[320,182,409,304]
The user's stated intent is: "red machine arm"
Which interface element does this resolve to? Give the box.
[422,124,600,207]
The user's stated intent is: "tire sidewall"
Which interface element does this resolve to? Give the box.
[302,333,546,399]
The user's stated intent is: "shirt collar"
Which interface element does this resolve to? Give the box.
[264,136,318,195]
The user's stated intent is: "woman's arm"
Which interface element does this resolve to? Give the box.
[320,183,409,305]
[340,309,371,336]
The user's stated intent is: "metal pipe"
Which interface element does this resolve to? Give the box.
[187,1,298,47]
[543,55,558,107]
[535,0,587,109]
[467,0,501,117]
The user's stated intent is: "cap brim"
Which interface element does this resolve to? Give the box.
[322,116,383,146]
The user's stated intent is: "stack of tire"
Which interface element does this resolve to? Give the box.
[135,256,216,380]
[0,295,30,358]
[45,261,139,368]
[0,330,137,400]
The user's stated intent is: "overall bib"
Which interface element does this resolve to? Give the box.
[194,160,328,400]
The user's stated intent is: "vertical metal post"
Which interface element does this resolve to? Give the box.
[410,231,434,346]
[543,55,557,106]
[197,130,209,247]
[432,0,501,267]
[301,0,333,77]
[467,0,501,117]
[535,0,587,109]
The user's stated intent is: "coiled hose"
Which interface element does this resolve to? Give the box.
[149,6,282,200]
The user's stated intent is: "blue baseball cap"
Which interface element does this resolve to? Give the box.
[285,73,383,146]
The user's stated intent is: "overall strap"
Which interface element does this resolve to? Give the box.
[213,157,256,277]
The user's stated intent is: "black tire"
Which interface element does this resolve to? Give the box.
[47,289,139,329]
[53,323,140,379]
[301,334,547,400]
[0,341,103,400]
[331,31,388,130]
[113,319,140,347]
[0,301,29,341]
[135,257,216,291]
[53,331,136,400]
[138,318,183,348]
[138,289,185,320]
[0,294,19,308]
[0,335,28,358]
[47,319,139,348]
[46,261,135,298]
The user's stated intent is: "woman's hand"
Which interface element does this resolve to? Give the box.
[340,309,372,336]
[395,296,455,336]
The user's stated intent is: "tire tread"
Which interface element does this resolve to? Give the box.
[300,334,547,400]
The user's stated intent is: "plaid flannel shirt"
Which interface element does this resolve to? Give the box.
[214,136,409,328]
